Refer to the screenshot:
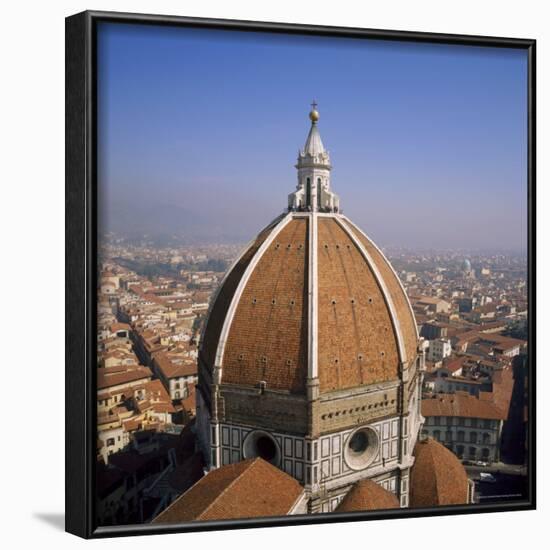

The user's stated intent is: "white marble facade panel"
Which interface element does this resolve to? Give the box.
[216,414,411,492]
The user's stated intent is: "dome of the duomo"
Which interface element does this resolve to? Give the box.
[200,212,418,395]
[193,105,447,517]
[409,438,471,508]
[199,103,418,397]
[335,479,399,513]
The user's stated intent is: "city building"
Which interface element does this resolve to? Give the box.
[152,351,198,400]
[412,296,451,315]
[427,338,452,362]
[422,368,514,463]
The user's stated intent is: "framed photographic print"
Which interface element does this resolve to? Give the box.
[65,10,536,538]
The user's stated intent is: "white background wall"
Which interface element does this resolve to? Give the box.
[0,0,546,548]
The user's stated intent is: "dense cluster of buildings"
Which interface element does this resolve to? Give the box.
[402,255,528,465]
[95,243,235,524]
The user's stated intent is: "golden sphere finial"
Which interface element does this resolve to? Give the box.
[309,99,319,122]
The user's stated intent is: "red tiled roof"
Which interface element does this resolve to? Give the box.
[335,479,399,512]
[134,379,176,414]
[202,215,418,395]
[410,438,469,507]
[97,366,152,390]
[154,352,197,379]
[110,322,131,333]
[422,391,507,420]
[153,458,303,523]
[441,356,468,374]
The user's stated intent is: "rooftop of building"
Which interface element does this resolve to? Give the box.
[97,365,153,390]
[335,479,399,513]
[153,457,303,523]
[409,437,470,508]
[422,388,509,420]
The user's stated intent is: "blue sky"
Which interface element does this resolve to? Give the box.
[97,22,528,251]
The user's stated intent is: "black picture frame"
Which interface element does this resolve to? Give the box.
[65,10,536,539]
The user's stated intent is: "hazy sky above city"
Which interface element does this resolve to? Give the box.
[97,23,528,251]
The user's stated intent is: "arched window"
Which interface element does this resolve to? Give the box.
[470,431,478,444]
[457,430,465,443]
[468,446,477,459]
[317,178,322,209]
[482,432,490,444]
[306,177,311,206]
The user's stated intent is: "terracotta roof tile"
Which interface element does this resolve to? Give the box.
[199,214,417,395]
[153,458,303,523]
[345,219,418,367]
[335,479,399,512]
[200,216,284,371]
[318,218,400,391]
[422,390,508,420]
[223,218,309,392]
[97,366,152,390]
[409,438,469,507]
[154,352,197,379]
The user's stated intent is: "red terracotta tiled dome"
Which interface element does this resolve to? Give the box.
[199,212,418,395]
[335,478,400,512]
[409,437,470,507]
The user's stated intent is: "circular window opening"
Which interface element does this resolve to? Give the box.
[256,436,277,461]
[344,427,379,470]
[243,431,281,466]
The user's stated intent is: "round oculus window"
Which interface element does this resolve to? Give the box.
[242,430,281,466]
[344,426,379,470]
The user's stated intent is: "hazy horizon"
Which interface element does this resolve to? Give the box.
[97,23,528,252]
